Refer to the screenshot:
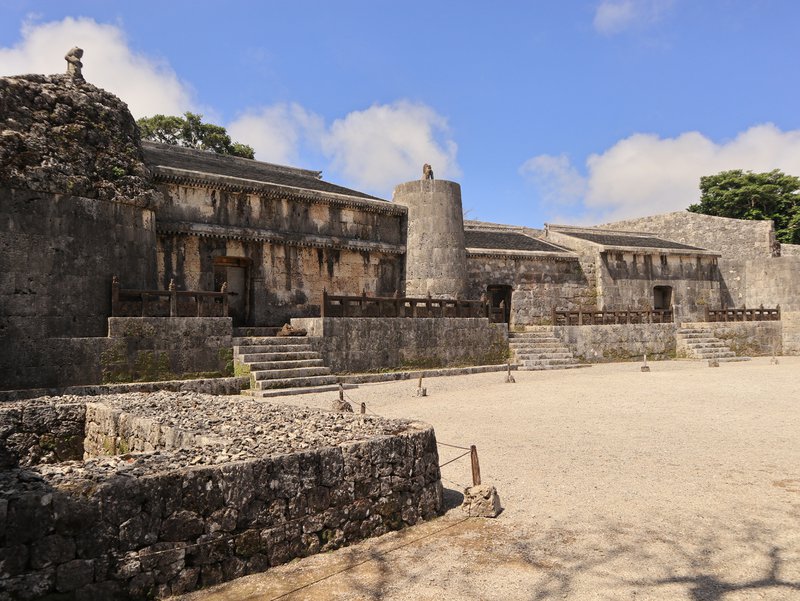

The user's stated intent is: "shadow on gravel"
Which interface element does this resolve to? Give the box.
[442,487,464,511]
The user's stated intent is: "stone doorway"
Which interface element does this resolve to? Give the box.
[214,256,250,326]
[653,285,672,310]
[487,285,512,324]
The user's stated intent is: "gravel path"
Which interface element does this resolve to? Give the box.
[175,357,800,601]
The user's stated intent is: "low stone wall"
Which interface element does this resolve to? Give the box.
[682,321,783,356]
[0,401,85,468]
[0,393,443,600]
[1,317,234,392]
[553,323,677,362]
[291,317,509,373]
[102,317,233,384]
[780,312,800,355]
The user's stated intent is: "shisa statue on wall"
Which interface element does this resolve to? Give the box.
[422,163,434,180]
[65,47,84,80]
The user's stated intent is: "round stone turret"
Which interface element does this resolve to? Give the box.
[393,179,467,298]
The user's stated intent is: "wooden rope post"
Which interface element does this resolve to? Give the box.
[470,445,481,486]
[221,282,229,317]
[360,402,366,414]
[321,288,327,318]
[169,279,177,317]
[339,383,344,402]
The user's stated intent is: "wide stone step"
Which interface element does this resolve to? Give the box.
[236,351,320,362]
[717,356,752,362]
[243,383,357,398]
[244,359,324,371]
[251,366,332,380]
[509,333,560,339]
[233,326,281,337]
[518,363,585,371]
[509,341,564,349]
[254,375,338,390]
[694,350,736,358]
[521,357,579,367]
[514,352,574,360]
[234,344,314,355]
[685,342,729,349]
[233,336,313,347]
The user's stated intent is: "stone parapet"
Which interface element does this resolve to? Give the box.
[291,317,509,373]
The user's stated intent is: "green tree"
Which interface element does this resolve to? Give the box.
[136,112,255,159]
[688,169,800,244]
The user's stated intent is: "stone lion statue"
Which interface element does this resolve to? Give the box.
[422,164,434,180]
[65,47,84,80]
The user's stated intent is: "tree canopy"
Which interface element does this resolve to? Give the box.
[688,169,800,244]
[136,112,255,159]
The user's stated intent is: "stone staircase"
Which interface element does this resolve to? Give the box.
[232,327,338,396]
[676,326,751,362]
[509,328,583,371]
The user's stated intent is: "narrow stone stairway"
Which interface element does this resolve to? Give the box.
[676,326,751,362]
[509,328,583,371]
[232,328,339,396]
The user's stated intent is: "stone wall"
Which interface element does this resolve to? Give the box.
[681,321,783,356]
[553,324,677,362]
[603,212,776,307]
[780,243,800,257]
[465,254,590,325]
[292,317,509,373]
[781,311,800,355]
[1,317,232,391]
[596,251,720,322]
[745,256,800,311]
[0,188,159,390]
[0,401,85,468]
[157,233,403,327]
[0,394,443,600]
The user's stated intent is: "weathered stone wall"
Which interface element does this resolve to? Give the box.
[0,394,443,600]
[780,243,800,257]
[553,324,677,362]
[157,233,403,326]
[465,254,591,325]
[102,317,233,384]
[292,317,509,373]
[745,257,800,311]
[0,401,85,468]
[393,180,467,298]
[1,317,232,391]
[603,212,776,306]
[781,311,800,355]
[596,251,720,321]
[681,321,783,356]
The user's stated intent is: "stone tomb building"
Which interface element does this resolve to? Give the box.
[1,68,800,391]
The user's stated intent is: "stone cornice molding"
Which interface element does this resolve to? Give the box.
[151,166,407,217]
[156,220,406,255]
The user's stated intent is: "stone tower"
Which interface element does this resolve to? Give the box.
[393,179,468,298]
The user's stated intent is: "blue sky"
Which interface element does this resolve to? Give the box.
[2,1,799,227]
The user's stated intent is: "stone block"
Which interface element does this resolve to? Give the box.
[461,484,502,518]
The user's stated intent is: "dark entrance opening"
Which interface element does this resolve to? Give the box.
[214,257,251,326]
[486,285,512,324]
[653,285,673,311]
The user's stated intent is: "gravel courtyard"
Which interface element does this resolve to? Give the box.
[176,357,800,601]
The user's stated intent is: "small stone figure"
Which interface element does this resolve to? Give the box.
[422,163,434,180]
[65,47,84,80]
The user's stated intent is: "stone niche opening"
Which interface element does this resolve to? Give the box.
[0,393,443,600]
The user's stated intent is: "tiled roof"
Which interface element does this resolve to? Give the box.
[465,230,569,253]
[563,231,705,251]
[142,141,383,201]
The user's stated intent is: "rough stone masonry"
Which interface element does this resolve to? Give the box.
[0,392,443,600]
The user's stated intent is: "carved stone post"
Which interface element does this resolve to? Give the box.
[169,279,177,317]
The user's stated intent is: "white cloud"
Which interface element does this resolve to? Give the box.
[519,153,586,206]
[0,17,195,118]
[229,100,460,196]
[227,103,324,166]
[321,101,460,194]
[593,0,674,35]
[522,124,800,223]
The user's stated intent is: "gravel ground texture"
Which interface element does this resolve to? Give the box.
[174,356,800,601]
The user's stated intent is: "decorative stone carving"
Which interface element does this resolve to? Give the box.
[64,47,84,80]
[422,163,434,180]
